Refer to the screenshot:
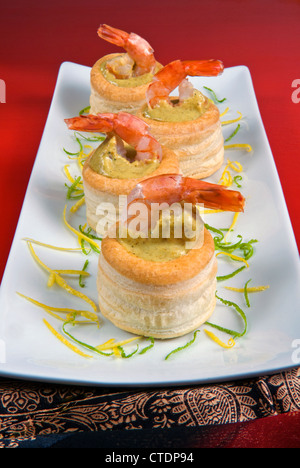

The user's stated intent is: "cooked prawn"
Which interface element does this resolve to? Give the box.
[98,24,156,77]
[127,174,245,212]
[64,112,162,161]
[147,59,224,108]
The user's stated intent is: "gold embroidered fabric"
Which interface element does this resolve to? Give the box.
[0,367,299,447]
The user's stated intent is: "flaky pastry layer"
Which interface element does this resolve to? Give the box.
[97,228,217,338]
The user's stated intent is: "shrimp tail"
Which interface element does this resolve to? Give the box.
[97,24,128,48]
[64,114,115,133]
[98,24,156,76]
[147,59,224,108]
[64,112,163,162]
[128,175,245,212]
[183,59,224,77]
[186,183,245,212]
[181,177,244,212]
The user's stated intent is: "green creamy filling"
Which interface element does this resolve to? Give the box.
[88,137,159,179]
[101,56,156,88]
[118,210,202,262]
[144,90,208,122]
[119,236,189,262]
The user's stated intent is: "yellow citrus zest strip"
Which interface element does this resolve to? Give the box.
[26,242,98,312]
[96,336,141,351]
[44,308,66,321]
[227,159,243,172]
[218,159,243,187]
[64,165,76,184]
[47,272,56,288]
[54,274,97,312]
[204,329,235,349]
[221,111,242,125]
[113,347,121,357]
[197,207,224,215]
[17,292,98,322]
[224,144,252,152]
[216,251,249,268]
[53,269,90,276]
[220,107,229,117]
[202,209,224,214]
[223,212,240,243]
[63,205,100,251]
[70,196,85,214]
[99,339,115,347]
[79,310,99,324]
[224,285,270,293]
[22,238,82,251]
[219,169,233,187]
[44,309,89,323]
[43,319,92,358]
[83,144,94,154]
[73,145,93,171]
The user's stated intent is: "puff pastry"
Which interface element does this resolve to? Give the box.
[97,228,217,339]
[138,96,224,179]
[90,54,161,115]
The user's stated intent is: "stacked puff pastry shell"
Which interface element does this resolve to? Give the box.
[97,227,217,339]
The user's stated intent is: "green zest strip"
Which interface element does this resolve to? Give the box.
[225,124,241,142]
[74,131,105,143]
[139,336,155,355]
[79,106,91,115]
[203,86,226,103]
[204,223,258,262]
[65,176,84,200]
[80,238,92,256]
[79,225,101,254]
[205,293,247,339]
[79,260,89,288]
[244,279,252,308]
[118,345,139,358]
[217,265,246,282]
[165,330,200,360]
[79,225,102,241]
[239,240,258,260]
[233,175,243,188]
[62,320,113,356]
[63,137,83,156]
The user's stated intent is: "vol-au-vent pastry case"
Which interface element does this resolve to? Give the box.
[64,112,180,237]
[89,24,162,115]
[97,174,245,339]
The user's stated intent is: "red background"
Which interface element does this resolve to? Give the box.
[0,0,299,448]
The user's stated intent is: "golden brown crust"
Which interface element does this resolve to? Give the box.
[101,228,215,286]
[82,145,180,196]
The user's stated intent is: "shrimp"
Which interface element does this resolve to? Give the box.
[64,112,162,162]
[98,24,156,77]
[146,59,224,108]
[127,174,245,212]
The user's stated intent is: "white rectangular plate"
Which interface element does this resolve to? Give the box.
[0,62,299,387]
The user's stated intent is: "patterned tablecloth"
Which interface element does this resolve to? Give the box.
[1,367,299,448]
